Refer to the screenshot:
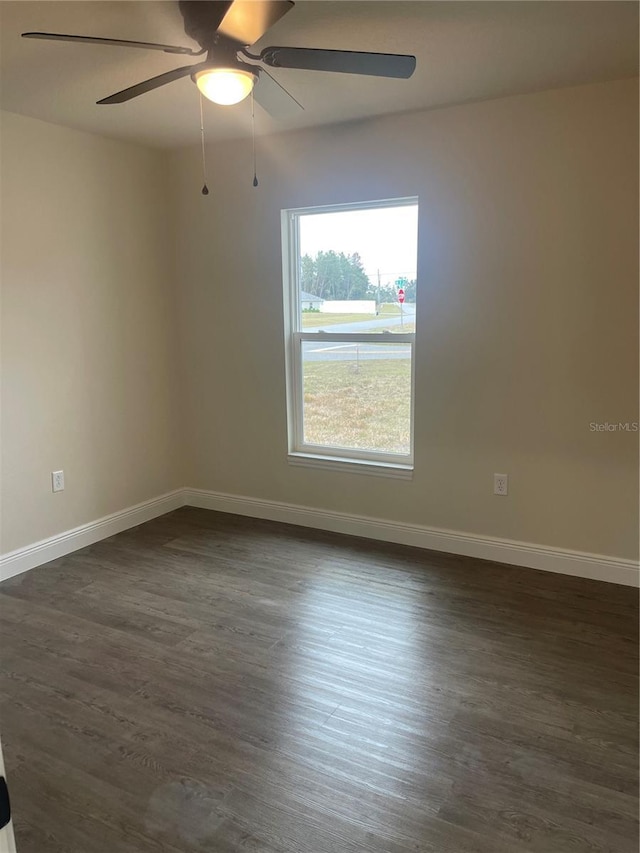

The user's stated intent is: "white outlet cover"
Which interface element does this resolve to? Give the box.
[494,473,508,495]
[51,470,64,492]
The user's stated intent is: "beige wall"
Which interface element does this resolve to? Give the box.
[170,78,639,560]
[0,111,181,553]
[1,79,637,564]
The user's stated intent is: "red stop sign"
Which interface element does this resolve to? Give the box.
[398,289,405,304]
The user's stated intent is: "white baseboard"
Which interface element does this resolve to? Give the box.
[0,490,185,583]
[184,488,640,587]
[1,487,637,587]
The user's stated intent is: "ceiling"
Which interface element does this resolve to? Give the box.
[1,1,637,149]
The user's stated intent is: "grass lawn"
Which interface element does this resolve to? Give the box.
[303,356,411,454]
[302,313,375,327]
[302,303,414,332]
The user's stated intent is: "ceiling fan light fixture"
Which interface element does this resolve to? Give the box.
[194,67,256,106]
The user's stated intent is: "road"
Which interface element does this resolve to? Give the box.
[302,306,415,363]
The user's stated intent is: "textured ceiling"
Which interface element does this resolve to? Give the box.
[1,1,637,149]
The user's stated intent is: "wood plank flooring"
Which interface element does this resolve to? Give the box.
[0,507,637,852]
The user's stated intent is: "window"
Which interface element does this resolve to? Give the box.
[282,198,418,476]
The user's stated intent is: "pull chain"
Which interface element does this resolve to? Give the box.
[251,89,258,188]
[199,93,209,195]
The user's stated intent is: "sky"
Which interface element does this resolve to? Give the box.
[299,204,418,286]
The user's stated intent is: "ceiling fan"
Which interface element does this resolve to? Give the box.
[22,0,417,116]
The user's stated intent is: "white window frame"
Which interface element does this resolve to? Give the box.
[282,197,417,478]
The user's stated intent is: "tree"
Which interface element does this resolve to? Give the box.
[300,250,370,300]
[300,254,315,295]
[300,252,418,304]
[403,279,417,303]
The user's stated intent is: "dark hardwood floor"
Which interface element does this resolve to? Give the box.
[0,507,637,852]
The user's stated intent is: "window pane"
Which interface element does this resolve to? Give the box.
[298,205,418,333]
[301,340,411,455]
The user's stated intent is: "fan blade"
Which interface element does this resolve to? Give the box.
[22,32,203,56]
[218,1,294,46]
[179,1,234,46]
[259,46,416,79]
[97,63,205,104]
[254,68,303,118]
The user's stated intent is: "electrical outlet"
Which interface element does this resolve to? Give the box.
[493,473,508,496]
[51,470,64,493]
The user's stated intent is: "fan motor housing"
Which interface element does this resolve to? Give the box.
[191,55,258,84]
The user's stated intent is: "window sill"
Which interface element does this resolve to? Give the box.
[288,452,414,480]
